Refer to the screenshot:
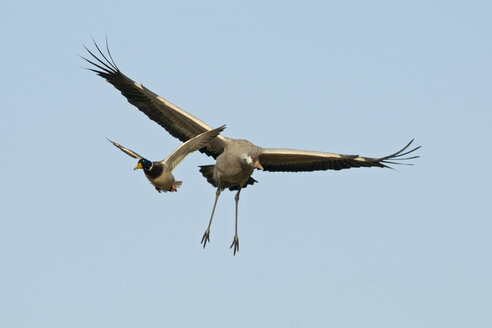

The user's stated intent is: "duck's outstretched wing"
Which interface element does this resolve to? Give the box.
[259,139,420,172]
[163,125,226,171]
[107,138,144,160]
[82,40,227,158]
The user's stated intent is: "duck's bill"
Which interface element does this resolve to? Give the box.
[134,162,143,170]
[255,162,264,170]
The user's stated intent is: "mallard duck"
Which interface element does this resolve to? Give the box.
[107,126,225,193]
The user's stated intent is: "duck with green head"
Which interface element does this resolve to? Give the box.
[108,125,225,193]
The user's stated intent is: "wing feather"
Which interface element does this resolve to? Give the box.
[107,139,144,160]
[259,140,420,172]
[82,40,226,158]
[163,125,226,171]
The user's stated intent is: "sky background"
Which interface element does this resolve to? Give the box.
[1,1,491,327]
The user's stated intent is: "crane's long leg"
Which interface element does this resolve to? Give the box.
[230,187,241,255]
[201,187,221,248]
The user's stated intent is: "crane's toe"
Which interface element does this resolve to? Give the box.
[230,235,239,255]
[201,229,211,248]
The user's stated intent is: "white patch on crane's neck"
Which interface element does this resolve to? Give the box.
[243,155,256,167]
[245,156,253,165]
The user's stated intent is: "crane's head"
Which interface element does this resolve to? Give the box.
[245,155,264,170]
[134,158,152,171]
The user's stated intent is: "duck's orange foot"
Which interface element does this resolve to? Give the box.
[171,184,178,192]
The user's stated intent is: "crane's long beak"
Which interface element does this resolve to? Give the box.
[255,162,264,170]
[134,162,143,170]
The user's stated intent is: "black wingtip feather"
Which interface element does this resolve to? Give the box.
[105,37,119,71]
[80,55,114,75]
[82,40,119,75]
[83,50,112,74]
[379,139,421,168]
[92,38,118,72]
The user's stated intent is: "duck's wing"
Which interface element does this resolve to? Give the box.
[107,138,144,160]
[162,125,226,171]
[82,40,227,159]
[258,139,420,172]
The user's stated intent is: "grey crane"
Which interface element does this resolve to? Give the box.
[83,41,420,255]
[107,126,225,193]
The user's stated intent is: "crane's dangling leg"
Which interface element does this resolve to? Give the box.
[230,187,241,255]
[201,187,221,248]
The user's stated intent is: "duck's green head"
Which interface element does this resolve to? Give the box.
[134,158,152,171]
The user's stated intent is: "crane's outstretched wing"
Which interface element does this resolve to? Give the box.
[259,139,420,172]
[163,125,226,171]
[107,139,144,160]
[82,40,226,158]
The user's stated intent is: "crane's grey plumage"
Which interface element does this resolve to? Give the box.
[83,40,420,255]
[108,126,225,193]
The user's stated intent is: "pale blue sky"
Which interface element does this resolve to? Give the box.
[1,1,491,327]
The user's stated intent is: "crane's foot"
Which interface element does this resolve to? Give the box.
[230,235,239,256]
[201,229,211,248]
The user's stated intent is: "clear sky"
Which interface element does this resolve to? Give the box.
[1,1,491,327]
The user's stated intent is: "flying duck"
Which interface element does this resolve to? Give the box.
[108,126,225,193]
